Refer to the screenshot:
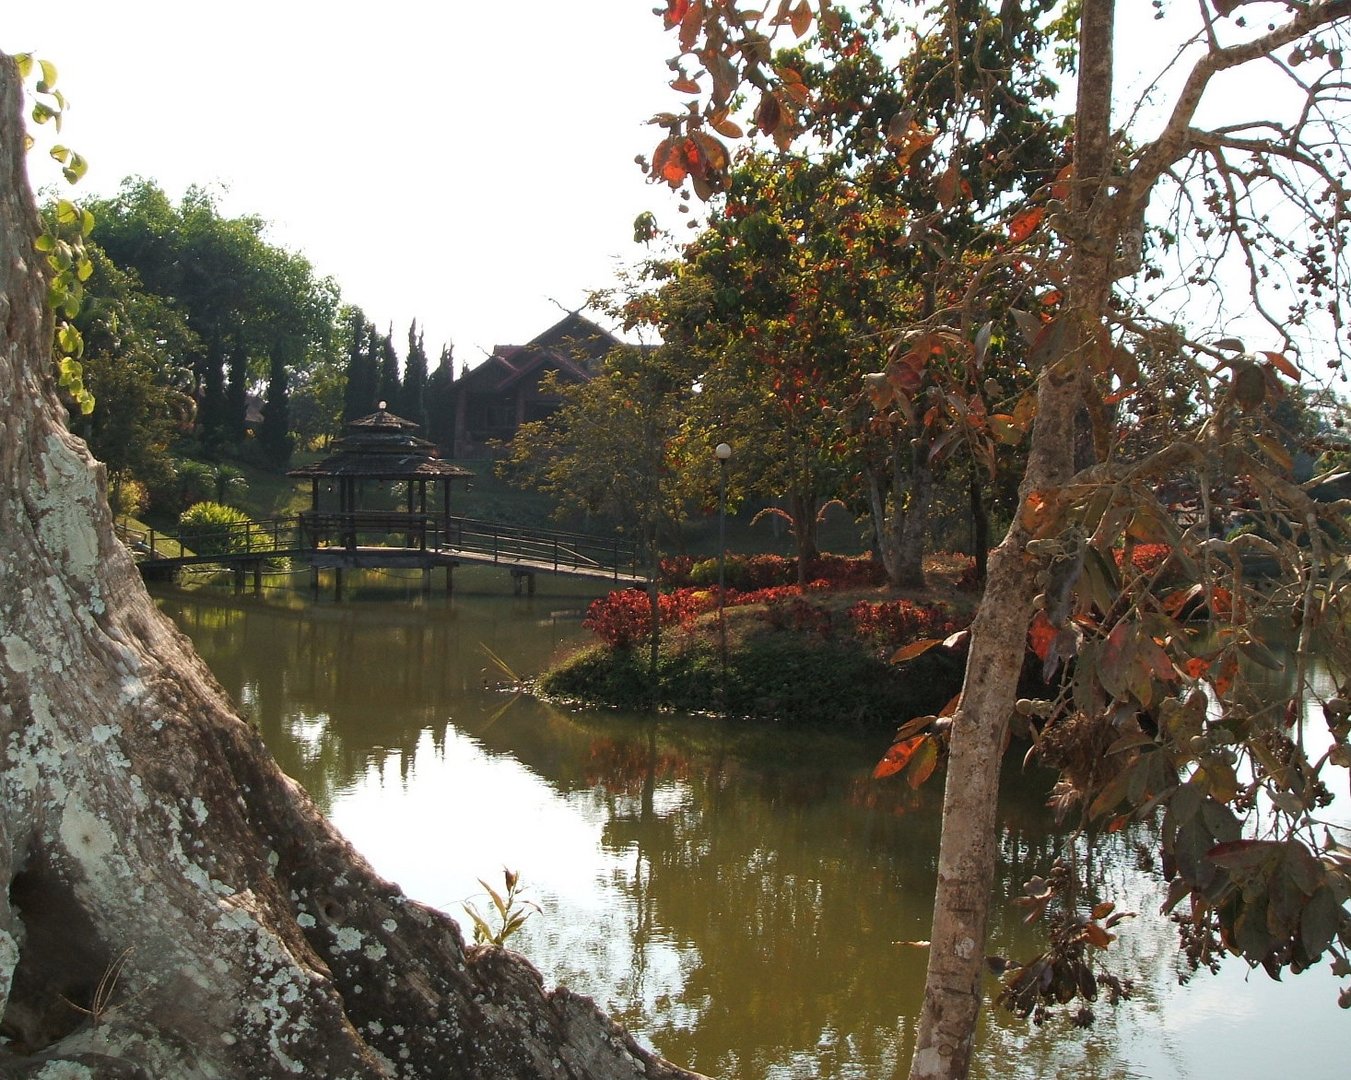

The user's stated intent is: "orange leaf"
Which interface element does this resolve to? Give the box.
[1083,923,1113,949]
[888,119,938,167]
[679,0,704,52]
[670,75,700,94]
[709,109,744,139]
[1008,205,1045,244]
[938,693,960,718]
[1261,350,1301,382]
[936,162,962,208]
[891,638,942,664]
[790,0,813,37]
[1050,164,1073,201]
[874,734,925,779]
[1028,610,1056,662]
[1181,657,1210,680]
[1212,655,1238,697]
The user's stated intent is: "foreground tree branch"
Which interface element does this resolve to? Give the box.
[0,52,704,1080]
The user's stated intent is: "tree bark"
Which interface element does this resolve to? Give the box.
[865,433,930,589]
[0,54,704,1080]
[907,3,1117,1077]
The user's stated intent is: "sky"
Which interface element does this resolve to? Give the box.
[5,1,683,368]
[5,4,1329,374]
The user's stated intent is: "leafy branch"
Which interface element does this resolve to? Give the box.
[15,52,94,414]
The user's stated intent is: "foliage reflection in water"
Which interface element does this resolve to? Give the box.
[155,569,1347,1080]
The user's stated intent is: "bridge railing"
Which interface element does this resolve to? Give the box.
[433,516,641,580]
[133,517,298,563]
[127,512,642,581]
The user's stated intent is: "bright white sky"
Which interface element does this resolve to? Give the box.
[5,1,680,368]
[4,4,1324,372]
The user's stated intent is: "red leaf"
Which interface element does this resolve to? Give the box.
[874,735,925,779]
[1008,205,1045,244]
[1028,610,1056,662]
[663,0,692,30]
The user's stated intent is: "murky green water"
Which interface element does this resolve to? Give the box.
[156,569,1347,1079]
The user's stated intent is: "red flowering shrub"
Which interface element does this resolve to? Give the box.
[659,555,696,588]
[744,553,798,588]
[847,599,966,652]
[584,588,716,650]
[804,554,886,588]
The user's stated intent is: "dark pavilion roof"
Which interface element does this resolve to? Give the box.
[454,311,619,392]
[288,406,473,482]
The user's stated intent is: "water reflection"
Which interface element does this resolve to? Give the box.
[156,574,1347,1080]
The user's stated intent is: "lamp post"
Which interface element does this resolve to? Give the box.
[715,442,732,690]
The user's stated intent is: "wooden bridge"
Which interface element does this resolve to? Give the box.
[122,512,645,599]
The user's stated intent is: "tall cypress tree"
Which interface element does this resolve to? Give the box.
[377,324,401,411]
[399,320,429,431]
[341,310,375,422]
[198,329,229,451]
[258,345,292,465]
[225,327,248,446]
[425,343,455,453]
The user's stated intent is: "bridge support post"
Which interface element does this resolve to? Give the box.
[232,567,245,596]
[422,567,431,598]
[445,565,454,597]
[334,568,344,602]
[311,566,319,598]
[253,563,262,596]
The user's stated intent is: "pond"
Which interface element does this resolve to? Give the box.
[154,569,1347,1079]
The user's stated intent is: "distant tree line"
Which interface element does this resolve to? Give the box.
[58,178,452,525]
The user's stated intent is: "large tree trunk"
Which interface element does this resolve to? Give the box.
[0,54,704,1080]
[787,491,819,585]
[907,3,1117,1077]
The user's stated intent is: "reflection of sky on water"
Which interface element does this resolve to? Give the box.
[328,728,701,1035]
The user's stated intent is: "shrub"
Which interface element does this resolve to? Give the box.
[583,588,717,650]
[847,599,966,654]
[110,476,148,519]
[659,555,696,588]
[178,501,254,556]
[803,553,886,589]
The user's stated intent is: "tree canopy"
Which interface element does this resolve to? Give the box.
[648,3,1351,1078]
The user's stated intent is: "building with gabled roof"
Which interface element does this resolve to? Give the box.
[445,311,619,457]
